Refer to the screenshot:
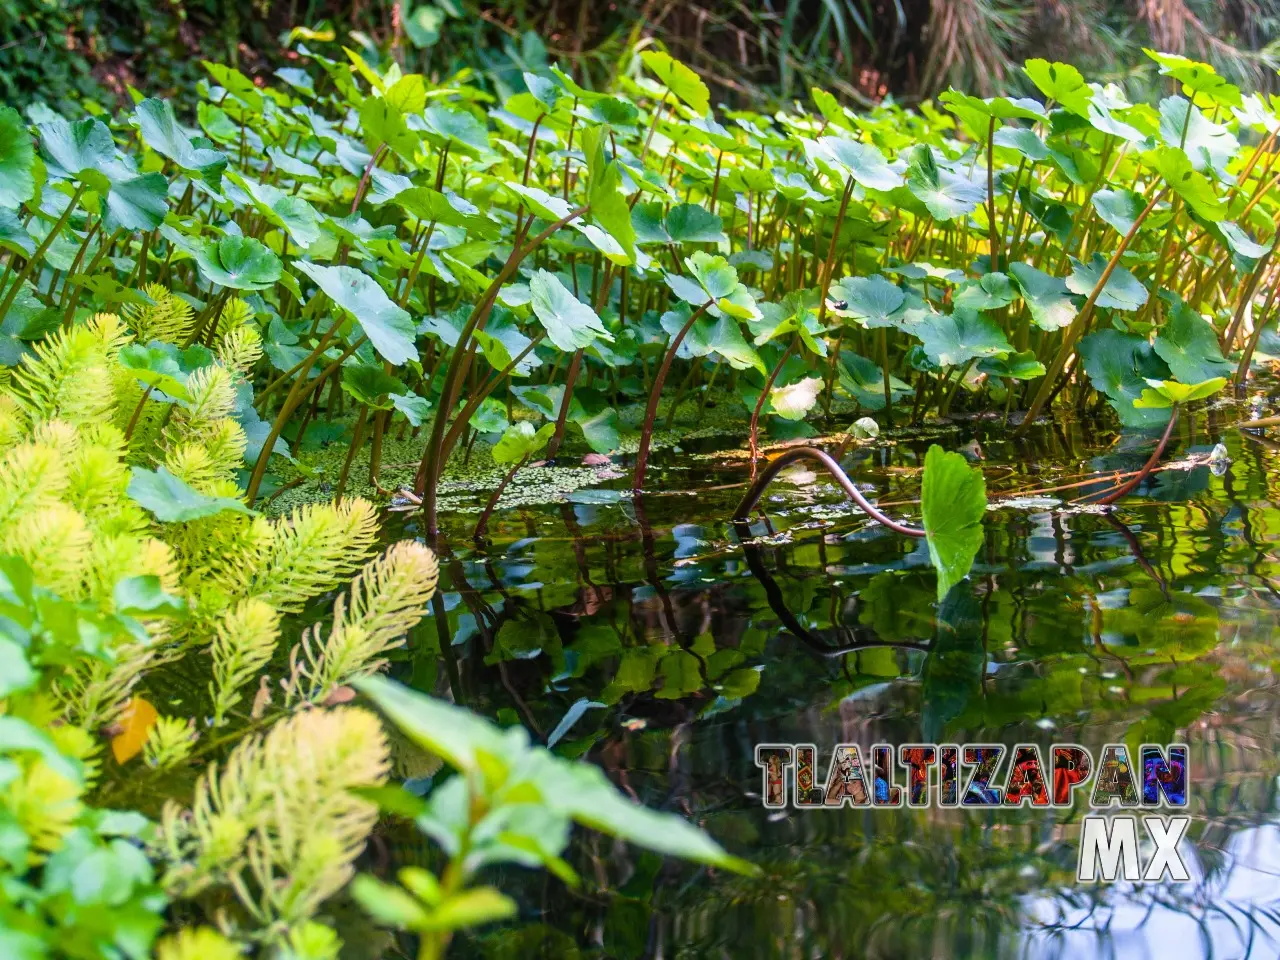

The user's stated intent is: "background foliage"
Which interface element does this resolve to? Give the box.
[8,0,1280,115]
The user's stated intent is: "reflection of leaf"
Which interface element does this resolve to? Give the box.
[921,445,986,601]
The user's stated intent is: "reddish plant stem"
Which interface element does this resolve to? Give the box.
[633,300,712,493]
[352,143,389,215]
[1096,405,1179,506]
[733,445,926,536]
[748,336,798,476]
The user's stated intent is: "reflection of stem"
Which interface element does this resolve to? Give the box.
[472,454,529,539]
[1095,406,1178,506]
[1102,513,1168,598]
[732,445,926,536]
[735,521,928,656]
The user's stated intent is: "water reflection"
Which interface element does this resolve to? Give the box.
[391,414,1280,959]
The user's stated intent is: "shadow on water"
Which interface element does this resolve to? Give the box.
[378,406,1280,959]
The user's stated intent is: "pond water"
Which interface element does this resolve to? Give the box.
[376,400,1280,960]
[113,400,1280,959]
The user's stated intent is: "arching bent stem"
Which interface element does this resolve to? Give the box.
[1095,405,1179,506]
[415,205,588,537]
[733,445,926,537]
[632,300,712,493]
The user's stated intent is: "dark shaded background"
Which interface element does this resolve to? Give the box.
[7,1,1280,114]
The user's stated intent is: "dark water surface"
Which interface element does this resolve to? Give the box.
[385,404,1280,960]
[127,403,1280,959]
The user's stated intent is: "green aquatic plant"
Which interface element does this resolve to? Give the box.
[350,675,756,960]
[158,706,391,936]
[5,20,1280,956]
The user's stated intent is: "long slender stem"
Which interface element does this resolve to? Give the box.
[1016,188,1166,435]
[414,206,587,536]
[473,454,530,539]
[632,300,712,492]
[749,337,797,475]
[1096,406,1179,505]
[0,184,84,319]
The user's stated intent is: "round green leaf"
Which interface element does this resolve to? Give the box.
[195,235,283,291]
